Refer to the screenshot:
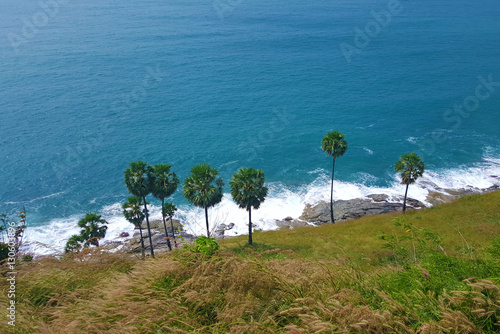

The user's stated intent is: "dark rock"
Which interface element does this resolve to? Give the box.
[391,196,426,208]
[141,219,183,231]
[214,223,237,238]
[104,240,123,245]
[484,184,500,192]
[405,198,426,208]
[426,191,459,206]
[119,232,130,238]
[367,194,389,202]
[214,224,226,237]
[284,216,293,221]
[275,219,310,229]
[300,202,331,223]
[300,199,406,224]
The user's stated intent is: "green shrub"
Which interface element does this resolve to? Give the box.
[193,236,220,256]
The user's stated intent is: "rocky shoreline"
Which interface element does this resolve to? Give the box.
[108,183,499,254]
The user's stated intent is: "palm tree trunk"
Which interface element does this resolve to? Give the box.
[138,224,145,259]
[143,196,155,258]
[330,157,336,223]
[403,184,409,213]
[205,206,210,238]
[161,198,172,251]
[169,216,177,248]
[248,207,253,245]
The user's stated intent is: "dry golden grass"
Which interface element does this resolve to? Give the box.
[0,191,498,333]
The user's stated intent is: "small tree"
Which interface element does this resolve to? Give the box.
[65,213,108,253]
[162,202,178,247]
[322,131,348,223]
[395,152,425,213]
[230,167,268,245]
[65,235,84,253]
[151,164,179,251]
[124,161,156,258]
[183,164,224,238]
[123,196,146,257]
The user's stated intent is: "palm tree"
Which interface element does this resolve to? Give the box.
[230,167,268,245]
[65,213,108,252]
[395,152,425,213]
[77,213,108,247]
[151,164,179,251]
[162,202,178,248]
[322,131,348,223]
[124,161,156,258]
[122,196,146,257]
[65,235,84,253]
[183,164,224,237]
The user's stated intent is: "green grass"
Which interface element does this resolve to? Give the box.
[0,191,499,333]
[221,191,500,262]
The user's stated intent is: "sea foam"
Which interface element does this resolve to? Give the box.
[20,157,500,256]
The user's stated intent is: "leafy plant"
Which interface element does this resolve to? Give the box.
[193,236,220,256]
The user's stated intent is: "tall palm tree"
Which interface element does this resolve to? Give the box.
[395,152,425,213]
[183,164,224,237]
[124,161,156,258]
[230,167,268,245]
[151,164,179,251]
[322,131,348,223]
[162,202,178,248]
[122,196,146,257]
[77,213,108,247]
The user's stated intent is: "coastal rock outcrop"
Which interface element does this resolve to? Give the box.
[141,219,183,233]
[214,223,235,238]
[299,195,424,224]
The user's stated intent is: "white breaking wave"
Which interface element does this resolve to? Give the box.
[362,147,374,155]
[20,157,500,256]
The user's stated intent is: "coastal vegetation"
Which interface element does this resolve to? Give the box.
[322,131,348,223]
[395,153,426,213]
[64,213,108,253]
[151,164,179,251]
[230,167,269,245]
[124,161,157,258]
[1,190,499,333]
[122,196,147,257]
[183,163,224,238]
[162,202,179,248]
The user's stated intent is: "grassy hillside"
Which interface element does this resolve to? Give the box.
[1,191,499,333]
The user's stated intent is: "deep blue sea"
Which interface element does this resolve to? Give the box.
[1,0,499,254]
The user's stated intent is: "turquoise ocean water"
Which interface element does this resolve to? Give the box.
[1,0,499,254]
